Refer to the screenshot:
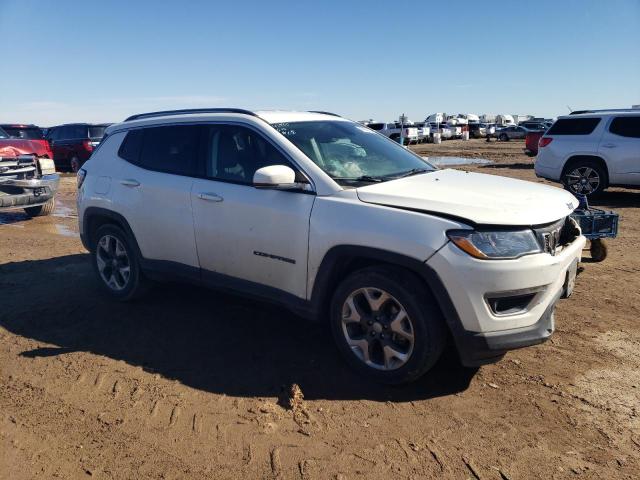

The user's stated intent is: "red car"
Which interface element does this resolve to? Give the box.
[0,124,54,160]
[46,123,110,172]
[524,131,544,157]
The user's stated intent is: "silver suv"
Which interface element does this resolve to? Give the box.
[535,109,640,196]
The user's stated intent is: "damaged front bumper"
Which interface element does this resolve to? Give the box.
[0,174,60,210]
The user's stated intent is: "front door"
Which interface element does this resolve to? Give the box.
[191,124,315,300]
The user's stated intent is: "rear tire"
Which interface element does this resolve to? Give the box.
[329,266,446,384]
[24,198,55,217]
[499,133,508,141]
[92,224,150,301]
[590,239,608,262]
[70,156,81,173]
[562,160,606,197]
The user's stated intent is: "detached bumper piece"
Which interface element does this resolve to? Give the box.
[0,155,60,210]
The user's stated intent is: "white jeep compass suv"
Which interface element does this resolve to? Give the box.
[535,110,640,196]
[77,108,585,384]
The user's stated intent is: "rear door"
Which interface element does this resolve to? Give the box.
[598,115,640,185]
[191,123,315,299]
[113,125,202,271]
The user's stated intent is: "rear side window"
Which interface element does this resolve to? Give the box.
[367,123,384,131]
[2,126,43,139]
[138,125,201,176]
[609,116,640,138]
[547,118,600,135]
[118,130,143,163]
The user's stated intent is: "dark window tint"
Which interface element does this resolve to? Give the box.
[547,118,600,135]
[0,127,9,139]
[609,116,640,138]
[367,123,385,131]
[204,125,290,183]
[89,126,107,139]
[138,125,201,176]
[118,129,144,163]
[2,126,43,139]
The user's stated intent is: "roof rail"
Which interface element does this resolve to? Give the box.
[124,108,258,122]
[308,110,341,117]
[569,108,637,115]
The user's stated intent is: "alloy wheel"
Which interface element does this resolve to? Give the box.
[96,234,131,291]
[341,287,415,370]
[565,166,600,194]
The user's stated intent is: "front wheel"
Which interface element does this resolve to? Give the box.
[25,198,55,217]
[329,266,446,384]
[499,133,509,141]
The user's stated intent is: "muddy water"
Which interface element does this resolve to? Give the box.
[425,156,492,166]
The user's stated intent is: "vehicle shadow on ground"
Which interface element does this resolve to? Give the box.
[589,190,640,208]
[479,162,534,170]
[0,254,477,402]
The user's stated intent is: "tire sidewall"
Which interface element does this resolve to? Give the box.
[329,268,443,384]
[92,224,142,301]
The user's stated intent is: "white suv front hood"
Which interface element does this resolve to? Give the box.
[356,169,578,226]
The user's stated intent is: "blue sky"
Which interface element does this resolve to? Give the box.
[1,0,638,125]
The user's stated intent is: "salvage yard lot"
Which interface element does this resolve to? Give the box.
[1,139,639,479]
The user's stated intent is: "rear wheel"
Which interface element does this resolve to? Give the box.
[329,266,446,384]
[24,198,55,217]
[562,160,606,196]
[590,239,608,262]
[70,156,81,173]
[499,133,509,141]
[92,224,149,301]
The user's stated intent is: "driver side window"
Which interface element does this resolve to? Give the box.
[203,125,292,184]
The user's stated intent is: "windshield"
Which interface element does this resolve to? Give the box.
[89,125,107,139]
[0,127,9,139]
[2,126,43,139]
[272,121,435,184]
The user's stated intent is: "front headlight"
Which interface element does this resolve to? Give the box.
[447,229,541,260]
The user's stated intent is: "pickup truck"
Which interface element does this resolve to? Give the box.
[366,122,419,145]
[0,146,59,216]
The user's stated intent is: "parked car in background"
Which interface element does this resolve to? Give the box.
[413,122,431,143]
[0,124,54,161]
[78,108,585,384]
[0,145,59,216]
[535,110,640,196]
[47,123,111,172]
[430,123,453,139]
[469,123,488,138]
[496,125,528,141]
[366,122,419,145]
[519,121,547,131]
[525,131,544,156]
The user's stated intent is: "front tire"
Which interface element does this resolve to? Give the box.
[499,133,508,141]
[329,266,446,384]
[92,224,149,301]
[25,198,55,217]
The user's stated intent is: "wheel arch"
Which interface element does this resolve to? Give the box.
[561,155,610,187]
[82,207,141,258]
[309,246,459,328]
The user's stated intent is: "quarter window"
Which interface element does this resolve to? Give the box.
[609,116,640,138]
[547,118,600,135]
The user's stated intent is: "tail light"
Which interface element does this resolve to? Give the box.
[539,137,553,148]
[83,139,94,152]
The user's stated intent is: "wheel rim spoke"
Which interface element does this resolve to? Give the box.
[96,234,130,292]
[340,287,414,371]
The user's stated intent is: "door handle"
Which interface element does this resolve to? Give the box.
[601,143,617,148]
[120,179,140,187]
[197,192,224,202]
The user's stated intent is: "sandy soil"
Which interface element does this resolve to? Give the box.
[1,139,639,479]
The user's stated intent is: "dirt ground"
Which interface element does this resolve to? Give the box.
[1,139,639,479]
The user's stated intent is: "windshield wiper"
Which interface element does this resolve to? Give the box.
[333,175,385,183]
[389,168,432,179]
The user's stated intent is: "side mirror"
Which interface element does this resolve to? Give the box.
[253,165,297,189]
